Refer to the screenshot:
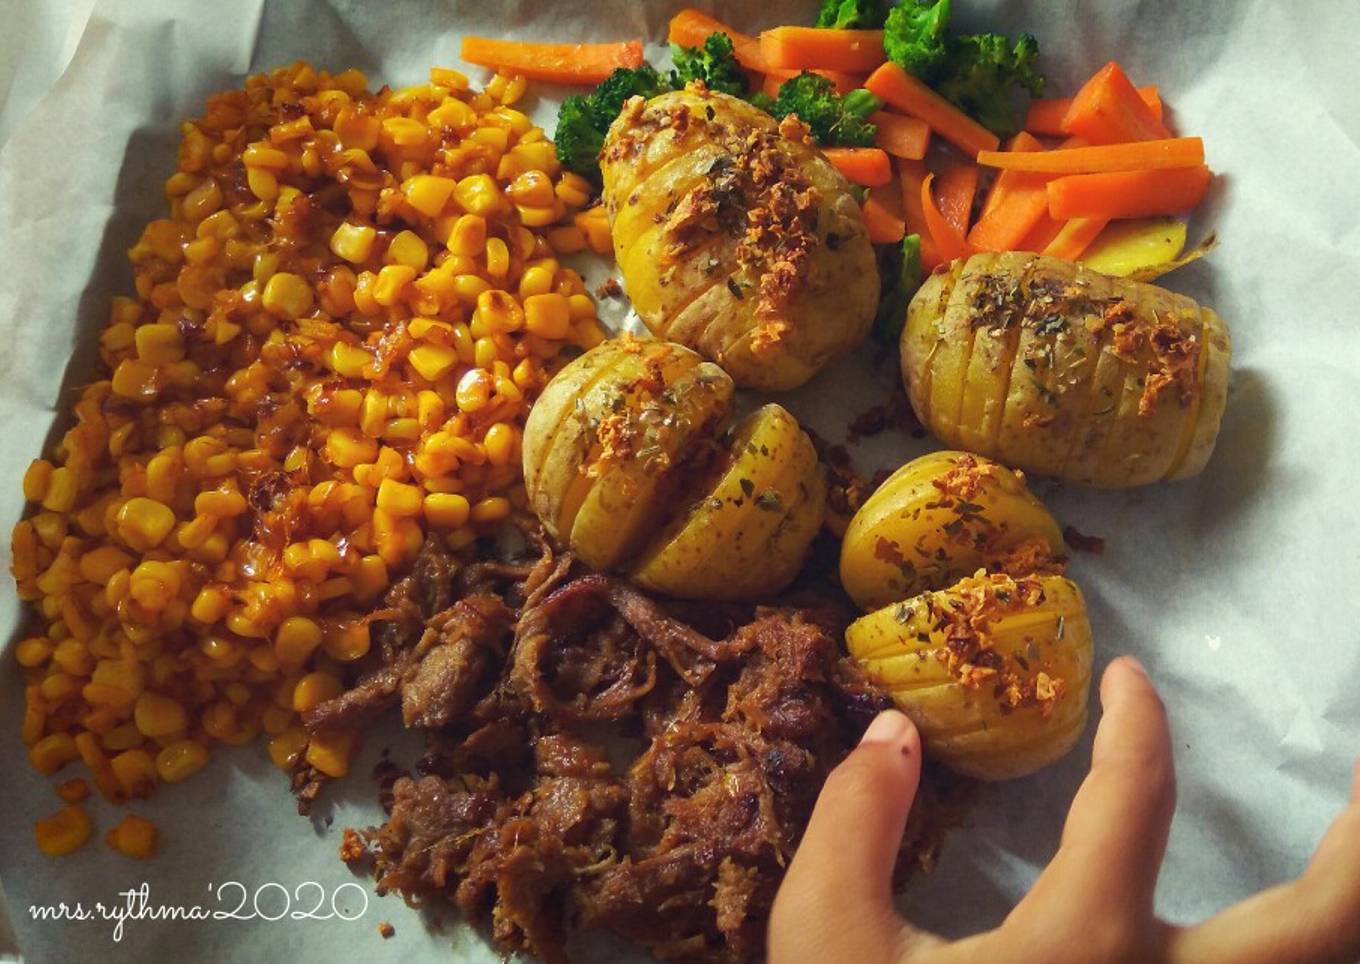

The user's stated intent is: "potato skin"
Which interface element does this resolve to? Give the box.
[631,404,826,601]
[839,450,1064,611]
[521,337,733,571]
[601,87,877,391]
[901,253,1232,487]
[845,573,1093,780]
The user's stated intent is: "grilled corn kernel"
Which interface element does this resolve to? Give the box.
[484,237,510,278]
[292,671,343,712]
[56,778,91,804]
[523,293,572,339]
[330,222,377,263]
[22,459,54,502]
[267,727,309,771]
[134,692,188,737]
[29,733,80,775]
[376,478,422,517]
[386,230,429,270]
[261,272,314,319]
[454,174,504,217]
[154,740,210,783]
[323,620,371,662]
[15,636,53,668]
[275,616,324,665]
[110,749,158,798]
[115,497,176,550]
[305,729,356,778]
[35,805,93,856]
[470,496,511,525]
[403,174,456,217]
[105,814,158,859]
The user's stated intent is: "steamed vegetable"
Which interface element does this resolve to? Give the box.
[872,232,923,341]
[978,137,1205,175]
[901,252,1233,487]
[759,26,888,74]
[846,572,1094,780]
[671,30,749,96]
[764,72,882,146]
[601,88,877,391]
[1047,166,1213,220]
[1063,60,1171,143]
[554,66,672,182]
[816,0,892,30]
[459,37,644,85]
[839,451,1065,609]
[823,146,893,185]
[866,62,999,157]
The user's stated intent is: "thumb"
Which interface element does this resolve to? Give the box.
[770,710,936,964]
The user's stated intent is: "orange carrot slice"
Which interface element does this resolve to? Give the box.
[667,9,770,71]
[1018,216,1065,253]
[862,182,906,243]
[935,161,980,237]
[459,37,643,86]
[979,131,1047,220]
[1062,62,1171,143]
[1042,217,1110,260]
[823,147,893,187]
[898,159,941,268]
[921,173,974,263]
[759,27,886,73]
[761,67,864,97]
[871,111,930,160]
[1026,85,1162,136]
[1048,166,1212,219]
[865,62,1000,158]
[977,137,1203,175]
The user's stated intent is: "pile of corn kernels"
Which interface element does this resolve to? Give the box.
[12,61,612,857]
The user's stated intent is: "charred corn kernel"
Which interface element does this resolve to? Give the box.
[376,478,422,517]
[323,620,370,662]
[386,230,429,270]
[330,222,376,263]
[24,459,54,501]
[261,704,293,736]
[423,492,470,529]
[506,170,554,207]
[243,142,289,169]
[189,584,231,624]
[52,639,93,676]
[134,323,185,364]
[262,272,314,319]
[79,546,133,584]
[374,264,415,306]
[42,467,78,513]
[327,341,372,378]
[57,778,90,804]
[267,727,308,771]
[292,671,343,713]
[403,174,457,217]
[110,749,157,798]
[305,729,356,778]
[455,368,493,412]
[275,616,324,665]
[470,495,511,525]
[201,701,238,741]
[408,343,458,382]
[155,740,209,783]
[129,560,182,611]
[326,427,378,469]
[134,692,187,737]
[353,554,388,600]
[567,293,597,321]
[105,814,157,859]
[194,488,247,517]
[247,166,279,201]
[516,204,559,228]
[484,237,510,278]
[472,290,524,337]
[75,732,124,802]
[31,512,68,549]
[482,423,517,467]
[523,293,572,339]
[448,214,487,257]
[454,174,504,217]
[545,224,586,254]
[473,337,499,370]
[111,358,160,398]
[101,723,143,752]
[16,636,52,667]
[576,206,612,254]
[29,733,80,775]
[427,97,477,132]
[555,172,593,208]
[115,497,176,550]
[35,805,93,856]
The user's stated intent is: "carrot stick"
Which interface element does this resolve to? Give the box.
[1025,86,1162,136]
[977,137,1203,175]
[761,67,864,98]
[979,131,1047,219]
[898,159,941,268]
[862,182,906,243]
[459,37,643,86]
[871,110,930,160]
[1048,166,1211,219]
[759,27,886,73]
[666,9,769,71]
[1042,217,1109,260]
[865,62,1000,158]
[935,162,980,237]
[1062,62,1171,143]
[921,174,974,263]
[823,147,893,187]
[1018,216,1065,253]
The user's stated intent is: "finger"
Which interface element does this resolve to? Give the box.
[770,710,936,963]
[1009,657,1176,939]
[1168,757,1360,964]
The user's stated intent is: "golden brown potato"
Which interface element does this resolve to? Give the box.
[521,337,733,570]
[631,404,825,600]
[845,572,1093,780]
[839,450,1064,611]
[902,252,1231,487]
[600,87,878,391]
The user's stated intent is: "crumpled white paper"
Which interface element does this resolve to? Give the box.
[1,0,1358,961]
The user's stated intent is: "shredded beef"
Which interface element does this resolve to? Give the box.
[303,528,969,962]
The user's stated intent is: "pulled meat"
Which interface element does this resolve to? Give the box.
[304,532,968,963]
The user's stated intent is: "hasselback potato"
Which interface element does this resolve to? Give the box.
[846,572,1094,780]
[839,451,1064,611]
[601,86,878,391]
[902,252,1231,487]
[522,337,827,599]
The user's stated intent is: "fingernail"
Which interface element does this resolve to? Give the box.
[860,709,910,747]
[1121,655,1148,678]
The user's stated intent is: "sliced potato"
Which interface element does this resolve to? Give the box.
[839,450,1064,611]
[1081,217,1187,278]
[846,572,1093,780]
[631,404,825,600]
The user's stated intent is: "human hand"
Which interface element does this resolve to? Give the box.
[770,657,1360,964]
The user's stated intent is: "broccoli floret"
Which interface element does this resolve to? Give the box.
[936,33,1044,137]
[883,0,1045,137]
[671,32,747,97]
[815,0,891,30]
[883,0,952,79]
[553,66,672,183]
[769,72,881,147]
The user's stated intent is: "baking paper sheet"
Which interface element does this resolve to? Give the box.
[1,0,1358,960]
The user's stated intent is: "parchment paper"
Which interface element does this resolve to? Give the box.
[1,1,1358,961]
